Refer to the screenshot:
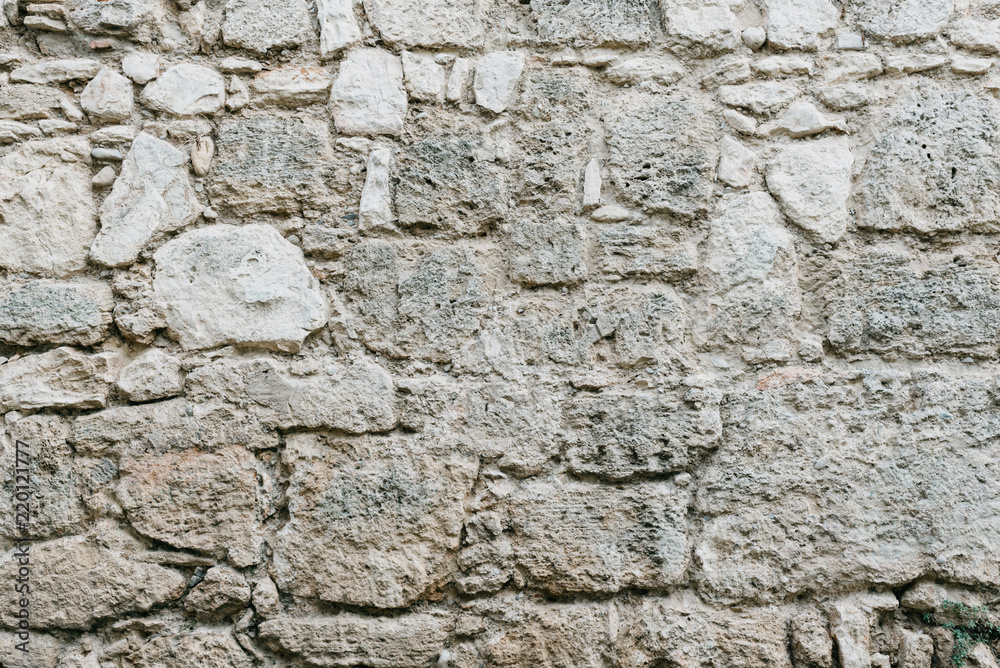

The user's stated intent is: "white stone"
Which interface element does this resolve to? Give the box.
[583,158,601,207]
[121,52,159,84]
[0,347,117,411]
[0,137,95,276]
[141,63,225,116]
[317,0,361,58]
[0,120,41,142]
[190,136,213,176]
[884,53,948,75]
[765,0,838,50]
[39,119,76,134]
[473,51,525,113]
[743,26,766,50]
[767,137,853,243]
[723,108,757,134]
[952,55,993,75]
[221,0,313,53]
[402,51,446,102]
[116,349,183,403]
[359,147,394,232]
[829,601,870,668]
[91,125,136,143]
[759,100,848,137]
[717,136,756,188]
[253,66,331,107]
[604,57,685,85]
[446,57,472,102]
[10,58,100,83]
[219,57,262,74]
[226,75,250,111]
[152,224,328,352]
[90,133,200,267]
[852,0,952,44]
[79,67,134,123]
[363,0,483,49]
[662,1,738,53]
[751,55,813,77]
[949,19,1000,54]
[330,48,407,136]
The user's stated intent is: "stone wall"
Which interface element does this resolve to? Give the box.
[0,0,998,666]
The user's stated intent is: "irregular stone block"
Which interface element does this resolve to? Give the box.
[275,433,477,607]
[210,115,334,214]
[661,0,739,54]
[10,58,100,83]
[252,66,331,107]
[141,63,225,116]
[0,527,186,629]
[0,83,62,119]
[717,135,756,187]
[859,86,1000,234]
[0,280,113,346]
[363,0,483,49]
[719,81,799,114]
[402,51,446,102]
[183,565,251,622]
[152,224,327,352]
[221,0,312,53]
[605,90,717,217]
[79,66,133,122]
[593,225,698,280]
[765,0,838,50]
[0,137,96,276]
[126,630,252,668]
[318,0,361,57]
[507,218,586,287]
[90,133,200,267]
[790,608,834,668]
[695,370,1000,604]
[65,0,154,37]
[359,147,394,231]
[766,137,853,243]
[758,100,847,138]
[851,0,952,44]
[330,48,407,136]
[0,348,116,411]
[474,51,525,113]
[122,52,159,84]
[898,629,934,668]
[259,613,452,668]
[531,0,649,46]
[563,390,721,481]
[823,250,1000,358]
[118,445,271,567]
[116,349,183,403]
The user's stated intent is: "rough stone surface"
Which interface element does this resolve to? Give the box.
[0,348,116,411]
[140,64,225,116]
[330,48,407,136]
[116,348,183,402]
[363,0,483,49]
[79,66,134,122]
[222,0,312,53]
[0,279,113,346]
[766,137,853,242]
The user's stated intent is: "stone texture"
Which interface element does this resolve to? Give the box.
[79,66,133,122]
[474,52,525,113]
[0,348,116,411]
[10,59,100,83]
[363,0,483,49]
[0,280,113,346]
[533,0,650,47]
[141,64,225,116]
[0,137,96,276]
[125,630,252,667]
[152,224,327,351]
[661,0,739,54]
[852,0,953,43]
[252,66,331,107]
[275,433,477,607]
[330,48,407,136]
[90,133,200,267]
[507,218,586,286]
[765,0,839,50]
[317,0,361,57]
[116,348,183,402]
[221,0,312,53]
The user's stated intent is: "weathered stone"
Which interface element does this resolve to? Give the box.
[507,218,586,286]
[317,0,361,57]
[949,18,1000,54]
[593,225,699,279]
[661,0,739,54]
[474,52,524,113]
[446,57,472,101]
[790,608,834,668]
[766,137,853,243]
[850,0,952,43]
[765,0,838,50]
[190,135,213,176]
[0,137,96,276]
[0,348,116,411]
[898,629,934,668]
[252,66,331,107]
[359,147,395,231]
[122,52,159,84]
[152,224,327,352]
[90,133,200,267]
[118,444,270,567]
[330,48,407,136]
[719,81,800,114]
[532,0,650,47]
[0,280,112,346]
[363,0,483,49]
[0,83,62,119]
[752,55,814,77]
[141,64,225,116]
[951,55,993,75]
[717,135,756,187]
[0,526,186,629]
[126,630,252,668]
[605,90,717,217]
[79,67,133,123]
[221,0,312,53]
[259,613,452,668]
[184,565,251,621]
[582,158,601,206]
[758,100,847,137]
[116,349,183,402]
[210,115,334,214]
[275,433,477,608]
[402,51,446,102]
[860,86,1000,233]
[65,0,154,37]
[10,58,100,83]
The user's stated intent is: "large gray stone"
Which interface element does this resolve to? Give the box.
[532,0,650,46]
[152,224,328,352]
[222,0,312,53]
[363,0,483,49]
[0,280,113,346]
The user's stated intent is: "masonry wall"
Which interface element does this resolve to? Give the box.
[0,0,998,666]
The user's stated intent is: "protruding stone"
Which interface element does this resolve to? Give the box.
[363,0,483,49]
[92,164,116,187]
[141,64,225,116]
[226,75,250,111]
[402,51,446,102]
[767,137,853,243]
[717,135,756,187]
[122,52,159,84]
[582,158,601,207]
[359,147,395,232]
[473,51,524,113]
[661,1,738,54]
[743,25,766,49]
[252,66,331,107]
[219,57,262,74]
[330,48,407,136]
[190,135,213,176]
[152,224,327,352]
[0,347,117,411]
[221,0,312,53]
[318,0,361,57]
[90,133,200,267]
[79,67,134,123]
[116,349,183,403]
[765,0,838,50]
[10,58,100,84]
[759,100,848,137]
[184,565,251,622]
[723,108,757,134]
[446,57,472,102]
[0,280,113,346]
[533,0,650,47]
[604,57,685,86]
[852,0,952,44]
[719,81,799,114]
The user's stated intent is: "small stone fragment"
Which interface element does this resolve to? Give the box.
[252,66,331,107]
[91,147,123,161]
[0,280,113,346]
[23,14,65,30]
[952,55,993,75]
[719,81,799,114]
[220,57,263,74]
[38,119,77,134]
[92,164,116,187]
[474,51,524,113]
[141,63,225,116]
[604,56,685,86]
[330,48,407,136]
[116,348,183,403]
[317,0,361,58]
[884,53,948,75]
[221,0,312,53]
[582,158,601,208]
[446,57,472,102]
[152,224,327,352]
[122,52,159,84]
[743,25,766,49]
[10,58,100,83]
[767,137,853,242]
[717,135,756,187]
[183,565,251,622]
[402,51,446,102]
[190,135,213,176]
[752,55,813,77]
[759,100,848,137]
[226,75,250,111]
[91,124,136,143]
[79,66,134,123]
[359,146,395,232]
